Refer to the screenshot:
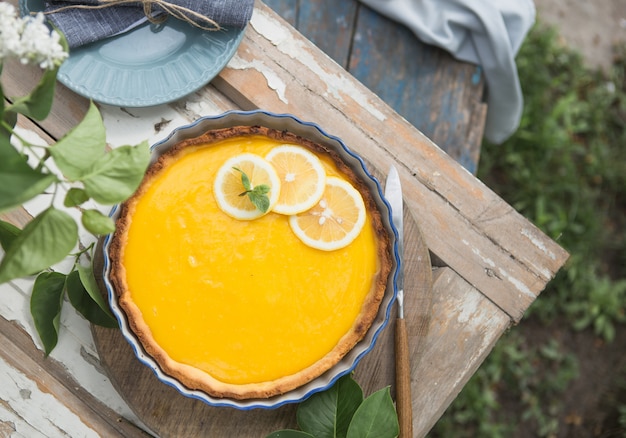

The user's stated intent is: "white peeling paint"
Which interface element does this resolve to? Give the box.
[0,355,99,438]
[429,283,497,391]
[250,8,387,122]
[184,95,231,118]
[99,104,189,148]
[461,239,494,268]
[228,54,289,104]
[250,8,290,46]
[521,228,557,262]
[462,240,535,299]
[1,275,140,426]
[455,289,481,324]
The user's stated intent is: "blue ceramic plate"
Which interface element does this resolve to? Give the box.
[20,0,245,107]
[101,111,400,410]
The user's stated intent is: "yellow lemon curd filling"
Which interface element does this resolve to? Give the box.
[123,136,379,385]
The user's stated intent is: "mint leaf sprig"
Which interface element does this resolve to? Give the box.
[234,166,271,213]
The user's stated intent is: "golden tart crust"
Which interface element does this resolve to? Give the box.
[109,126,392,400]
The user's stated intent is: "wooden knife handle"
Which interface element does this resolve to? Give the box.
[395,318,413,437]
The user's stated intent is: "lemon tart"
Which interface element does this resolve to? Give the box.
[109,125,392,400]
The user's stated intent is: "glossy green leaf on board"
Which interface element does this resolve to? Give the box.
[346,387,399,438]
[30,271,66,355]
[265,431,315,438]
[66,269,117,328]
[297,374,364,438]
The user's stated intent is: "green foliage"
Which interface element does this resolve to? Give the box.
[30,271,66,355]
[269,374,399,438]
[66,267,117,328]
[1,50,150,354]
[0,208,78,283]
[432,332,579,438]
[568,274,626,342]
[0,132,58,212]
[479,22,626,335]
[433,21,626,437]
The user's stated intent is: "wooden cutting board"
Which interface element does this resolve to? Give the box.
[92,202,432,437]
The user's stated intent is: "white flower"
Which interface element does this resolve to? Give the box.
[0,3,68,70]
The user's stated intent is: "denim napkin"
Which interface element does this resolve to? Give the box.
[45,0,254,48]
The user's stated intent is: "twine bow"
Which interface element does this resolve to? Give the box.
[47,0,222,31]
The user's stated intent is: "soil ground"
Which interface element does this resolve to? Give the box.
[534,0,626,72]
[522,320,626,437]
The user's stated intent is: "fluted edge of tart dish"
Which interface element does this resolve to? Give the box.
[107,124,393,401]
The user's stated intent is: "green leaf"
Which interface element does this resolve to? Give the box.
[0,133,57,213]
[0,207,78,283]
[30,271,66,355]
[82,142,150,204]
[249,187,271,213]
[234,167,271,213]
[265,431,315,438]
[346,387,399,438]
[7,66,59,121]
[77,264,115,319]
[64,188,90,207]
[81,209,115,235]
[234,166,252,191]
[49,102,106,181]
[66,269,117,328]
[297,374,364,438]
[0,220,21,251]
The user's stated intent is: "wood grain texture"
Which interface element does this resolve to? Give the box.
[350,5,486,174]
[295,0,358,69]
[411,267,511,436]
[0,316,149,438]
[91,207,433,437]
[262,0,486,174]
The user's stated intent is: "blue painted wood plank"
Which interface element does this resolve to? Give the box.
[296,0,357,68]
[263,0,486,173]
[349,5,485,173]
[262,0,297,26]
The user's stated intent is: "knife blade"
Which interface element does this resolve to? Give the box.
[385,165,412,438]
[386,165,404,318]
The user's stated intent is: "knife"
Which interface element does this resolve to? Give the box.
[385,165,412,438]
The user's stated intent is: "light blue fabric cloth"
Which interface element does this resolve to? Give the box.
[358,0,536,144]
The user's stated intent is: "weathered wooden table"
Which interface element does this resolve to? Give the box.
[264,0,487,175]
[0,1,568,437]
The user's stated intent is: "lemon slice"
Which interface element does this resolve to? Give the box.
[265,144,327,215]
[214,153,281,220]
[289,176,366,251]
